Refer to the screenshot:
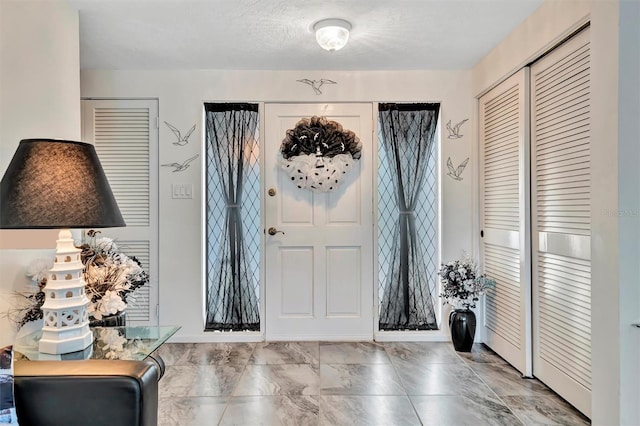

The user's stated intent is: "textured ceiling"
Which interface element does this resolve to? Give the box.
[69,0,543,71]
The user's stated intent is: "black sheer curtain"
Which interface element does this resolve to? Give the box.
[205,103,259,331]
[378,103,440,330]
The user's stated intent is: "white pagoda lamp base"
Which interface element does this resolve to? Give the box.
[38,229,93,354]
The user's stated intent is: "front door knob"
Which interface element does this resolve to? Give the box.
[267,227,284,236]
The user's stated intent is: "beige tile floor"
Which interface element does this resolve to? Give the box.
[154,342,590,426]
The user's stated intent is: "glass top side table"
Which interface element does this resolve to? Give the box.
[13,325,180,361]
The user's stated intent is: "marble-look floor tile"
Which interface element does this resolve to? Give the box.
[383,342,462,365]
[319,342,390,364]
[411,395,523,426]
[320,363,405,395]
[220,395,319,426]
[158,396,228,426]
[234,364,320,396]
[159,365,244,397]
[153,341,587,425]
[154,342,255,366]
[153,343,194,365]
[185,342,256,365]
[393,358,496,397]
[251,342,319,365]
[470,363,554,397]
[319,395,420,426]
[502,395,590,426]
[457,344,509,365]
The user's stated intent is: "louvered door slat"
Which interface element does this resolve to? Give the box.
[531,28,591,418]
[485,250,522,344]
[479,68,531,376]
[539,300,591,331]
[484,114,520,137]
[539,314,591,355]
[536,132,589,153]
[536,71,590,103]
[117,240,151,321]
[94,107,150,227]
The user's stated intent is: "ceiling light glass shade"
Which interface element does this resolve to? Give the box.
[314,19,351,51]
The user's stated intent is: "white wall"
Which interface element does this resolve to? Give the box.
[576,2,640,423]
[617,3,640,423]
[471,0,590,97]
[81,69,474,341]
[471,0,636,423]
[0,1,80,346]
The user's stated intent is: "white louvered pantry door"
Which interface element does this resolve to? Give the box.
[531,28,591,417]
[479,69,532,376]
[81,99,159,326]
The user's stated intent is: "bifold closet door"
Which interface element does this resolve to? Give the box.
[479,69,532,376]
[531,28,591,417]
[82,99,160,326]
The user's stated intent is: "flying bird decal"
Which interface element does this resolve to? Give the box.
[162,154,199,172]
[447,157,469,181]
[446,118,468,139]
[165,121,196,146]
[296,78,337,95]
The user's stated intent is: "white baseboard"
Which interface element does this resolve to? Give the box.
[167,330,483,344]
[265,334,373,341]
[374,330,451,342]
[168,332,264,343]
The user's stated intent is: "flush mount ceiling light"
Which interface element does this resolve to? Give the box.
[314,18,352,52]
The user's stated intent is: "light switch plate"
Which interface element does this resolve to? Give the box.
[172,183,193,199]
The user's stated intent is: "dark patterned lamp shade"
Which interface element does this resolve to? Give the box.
[0,139,125,229]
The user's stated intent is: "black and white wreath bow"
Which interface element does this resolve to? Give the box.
[279,116,362,192]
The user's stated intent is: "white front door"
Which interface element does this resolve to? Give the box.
[264,103,373,340]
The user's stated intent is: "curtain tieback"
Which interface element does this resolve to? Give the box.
[227,204,241,209]
[399,210,414,215]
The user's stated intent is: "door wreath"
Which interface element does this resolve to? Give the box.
[279,116,362,192]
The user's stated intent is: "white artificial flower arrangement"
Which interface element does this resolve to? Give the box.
[438,254,496,310]
[79,230,149,321]
[14,230,149,327]
[94,328,146,360]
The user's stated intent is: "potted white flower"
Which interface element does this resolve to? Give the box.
[438,254,495,351]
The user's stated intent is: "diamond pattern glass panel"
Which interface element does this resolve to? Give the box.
[205,103,260,331]
[377,104,440,331]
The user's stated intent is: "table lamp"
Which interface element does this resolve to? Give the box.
[0,139,125,354]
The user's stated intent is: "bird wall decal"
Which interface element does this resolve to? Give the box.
[447,157,469,181]
[446,118,468,139]
[165,121,196,146]
[296,78,337,95]
[162,154,199,172]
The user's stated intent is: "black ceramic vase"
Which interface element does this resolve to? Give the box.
[90,311,126,327]
[449,309,476,352]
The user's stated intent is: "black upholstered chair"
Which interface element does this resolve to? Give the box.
[14,359,159,426]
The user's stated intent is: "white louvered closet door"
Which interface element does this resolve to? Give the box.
[82,99,159,326]
[479,69,532,376]
[531,28,591,417]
